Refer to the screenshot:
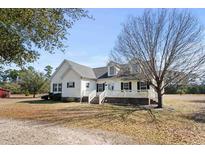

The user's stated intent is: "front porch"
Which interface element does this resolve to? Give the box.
[81,89,157,104]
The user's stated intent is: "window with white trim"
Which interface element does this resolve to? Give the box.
[58,83,62,92]
[137,81,149,91]
[67,82,75,88]
[123,83,129,90]
[53,83,57,92]
[121,82,132,91]
[140,82,147,90]
[86,82,90,88]
[109,66,115,76]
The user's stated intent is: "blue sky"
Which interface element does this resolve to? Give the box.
[10,8,205,73]
[31,8,144,72]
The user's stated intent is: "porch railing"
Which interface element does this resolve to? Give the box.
[88,90,96,103]
[99,90,106,104]
[105,90,149,98]
[84,89,157,104]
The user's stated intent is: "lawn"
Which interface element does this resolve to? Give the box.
[0,94,205,144]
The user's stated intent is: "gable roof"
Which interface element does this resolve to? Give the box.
[93,67,108,79]
[51,59,97,80]
[52,59,147,80]
[65,60,96,79]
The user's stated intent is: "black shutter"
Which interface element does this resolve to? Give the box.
[147,81,150,89]
[96,84,99,92]
[121,82,123,90]
[137,82,140,90]
[73,82,75,88]
[103,83,105,91]
[129,82,132,90]
[53,84,55,92]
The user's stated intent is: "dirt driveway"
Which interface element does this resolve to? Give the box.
[0,118,135,144]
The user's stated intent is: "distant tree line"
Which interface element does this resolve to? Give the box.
[0,65,53,97]
[165,84,205,94]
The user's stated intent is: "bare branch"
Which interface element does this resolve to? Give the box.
[111,9,205,108]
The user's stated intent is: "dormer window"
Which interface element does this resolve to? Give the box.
[107,61,120,76]
[109,66,115,76]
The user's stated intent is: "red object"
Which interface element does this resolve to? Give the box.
[0,88,10,98]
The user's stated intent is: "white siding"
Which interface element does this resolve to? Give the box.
[51,63,69,82]
[97,78,154,92]
[81,79,96,96]
[97,78,156,99]
[61,69,81,97]
[50,62,70,93]
[51,62,82,97]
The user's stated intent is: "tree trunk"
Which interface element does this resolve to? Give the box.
[157,90,163,108]
[33,92,36,98]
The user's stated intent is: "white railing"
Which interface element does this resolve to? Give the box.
[105,90,149,98]
[85,89,157,104]
[88,90,96,103]
[99,90,106,104]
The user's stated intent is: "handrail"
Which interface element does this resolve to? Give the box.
[88,90,96,103]
[99,90,106,104]
[105,89,149,93]
[105,89,150,98]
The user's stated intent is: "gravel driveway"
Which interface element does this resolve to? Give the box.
[0,118,135,144]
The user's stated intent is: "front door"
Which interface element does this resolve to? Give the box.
[107,83,114,90]
[96,83,105,92]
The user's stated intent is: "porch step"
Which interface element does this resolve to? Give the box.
[90,96,99,104]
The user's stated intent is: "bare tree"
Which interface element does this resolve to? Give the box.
[111,9,205,108]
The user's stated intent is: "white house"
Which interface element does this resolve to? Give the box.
[50,59,158,105]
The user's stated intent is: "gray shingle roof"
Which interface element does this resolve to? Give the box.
[93,67,108,79]
[65,60,96,79]
[54,59,144,80]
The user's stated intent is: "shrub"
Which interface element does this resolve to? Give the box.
[48,92,53,99]
[176,88,186,95]
[41,95,49,100]
[1,83,21,94]
[24,90,30,96]
[49,93,61,101]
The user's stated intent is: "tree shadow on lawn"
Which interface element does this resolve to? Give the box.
[26,104,159,128]
[8,96,34,99]
[188,100,205,104]
[181,108,205,123]
[17,99,61,104]
[15,99,160,128]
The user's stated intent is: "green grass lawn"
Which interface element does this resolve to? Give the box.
[0,94,205,144]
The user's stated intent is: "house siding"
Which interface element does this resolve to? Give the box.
[50,61,70,93]
[96,78,139,91]
[61,69,81,98]
[50,62,82,98]
[81,79,96,96]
